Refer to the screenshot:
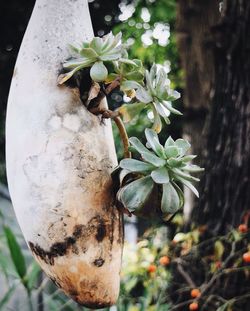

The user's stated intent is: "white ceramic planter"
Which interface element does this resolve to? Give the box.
[6,0,123,308]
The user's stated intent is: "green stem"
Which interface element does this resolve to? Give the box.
[113,116,131,159]
[92,108,131,159]
[27,291,34,311]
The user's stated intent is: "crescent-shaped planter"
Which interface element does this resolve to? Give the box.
[6,0,123,308]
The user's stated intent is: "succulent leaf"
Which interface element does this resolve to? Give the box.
[120,159,155,172]
[162,101,182,115]
[136,87,153,104]
[134,64,181,129]
[90,62,108,82]
[129,137,152,155]
[141,152,166,167]
[151,167,169,184]
[167,158,184,168]
[80,48,98,59]
[121,80,142,91]
[63,57,93,69]
[89,37,103,54]
[117,176,154,211]
[145,128,165,158]
[117,129,203,217]
[175,176,199,198]
[151,103,163,133]
[182,165,204,173]
[100,53,121,61]
[165,146,179,158]
[61,32,125,83]
[181,155,197,162]
[164,136,175,148]
[161,183,180,214]
[172,168,200,183]
[175,139,191,156]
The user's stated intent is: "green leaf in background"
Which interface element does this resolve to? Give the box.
[0,251,18,279]
[4,226,27,282]
[27,261,41,290]
[0,286,16,310]
[119,102,145,123]
[214,240,225,261]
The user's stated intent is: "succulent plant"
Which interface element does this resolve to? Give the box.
[58,32,136,84]
[122,64,181,133]
[117,128,203,218]
[107,59,144,91]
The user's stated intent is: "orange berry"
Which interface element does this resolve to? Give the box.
[215,261,222,269]
[190,288,201,298]
[159,256,170,266]
[243,252,250,263]
[238,224,248,233]
[189,302,199,311]
[147,264,157,273]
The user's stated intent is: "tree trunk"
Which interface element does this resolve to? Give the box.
[6,0,123,308]
[176,0,220,221]
[193,0,250,234]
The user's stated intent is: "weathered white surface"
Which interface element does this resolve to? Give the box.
[6,0,123,308]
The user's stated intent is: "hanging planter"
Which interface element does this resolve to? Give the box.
[6,0,123,308]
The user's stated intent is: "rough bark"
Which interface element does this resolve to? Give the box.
[194,0,250,235]
[175,0,220,220]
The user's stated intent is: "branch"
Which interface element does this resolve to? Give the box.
[175,258,196,288]
[88,77,121,110]
[170,299,194,311]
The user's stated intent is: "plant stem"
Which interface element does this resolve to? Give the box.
[113,116,131,159]
[92,108,131,159]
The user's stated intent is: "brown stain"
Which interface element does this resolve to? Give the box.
[93,257,105,267]
[95,220,106,242]
[27,187,124,308]
[43,258,118,308]
[28,213,122,266]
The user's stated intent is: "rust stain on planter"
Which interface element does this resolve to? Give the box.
[93,257,105,267]
[44,257,118,308]
[28,214,116,265]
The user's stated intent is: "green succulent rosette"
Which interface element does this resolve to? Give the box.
[121,64,181,133]
[117,128,203,218]
[58,32,136,84]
